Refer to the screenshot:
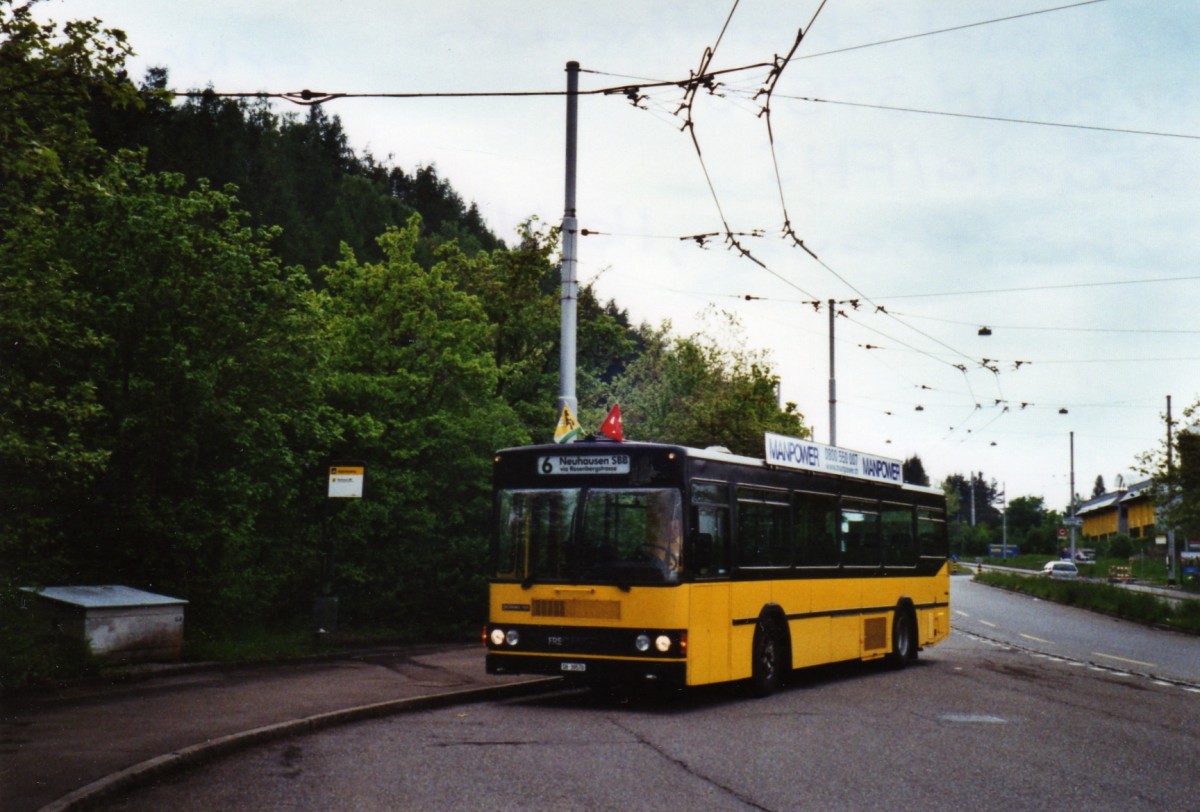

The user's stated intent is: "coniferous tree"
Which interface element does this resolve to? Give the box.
[903,455,930,486]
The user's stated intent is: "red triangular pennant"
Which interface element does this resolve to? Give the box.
[600,403,623,441]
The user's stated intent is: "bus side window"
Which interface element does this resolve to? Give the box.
[736,487,790,568]
[692,506,729,576]
[691,480,729,576]
[841,499,880,567]
[882,504,917,567]
[794,492,839,566]
[917,508,948,559]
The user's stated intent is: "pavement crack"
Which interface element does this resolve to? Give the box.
[608,718,773,811]
[432,739,536,747]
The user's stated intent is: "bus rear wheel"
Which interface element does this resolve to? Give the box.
[750,619,784,697]
[887,607,917,669]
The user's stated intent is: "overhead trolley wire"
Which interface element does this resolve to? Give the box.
[890,310,1200,336]
[755,0,828,255]
[875,274,1200,300]
[778,96,1200,141]
[793,0,1111,61]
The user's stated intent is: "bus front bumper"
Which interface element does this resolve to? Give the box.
[487,651,687,688]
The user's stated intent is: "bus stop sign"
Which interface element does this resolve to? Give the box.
[328,465,365,498]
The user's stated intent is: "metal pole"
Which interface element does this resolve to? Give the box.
[558,61,580,416]
[970,473,976,527]
[1167,395,1176,585]
[1069,431,1077,561]
[1000,481,1007,553]
[828,298,836,446]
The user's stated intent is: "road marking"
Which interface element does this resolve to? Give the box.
[938,713,1007,724]
[978,620,997,628]
[1092,652,1156,668]
[954,610,970,617]
[1019,633,1053,644]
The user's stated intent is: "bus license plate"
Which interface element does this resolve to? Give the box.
[561,662,586,673]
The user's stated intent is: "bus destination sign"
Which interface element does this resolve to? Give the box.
[538,454,631,475]
[764,433,903,485]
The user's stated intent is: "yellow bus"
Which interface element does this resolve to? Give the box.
[485,435,950,695]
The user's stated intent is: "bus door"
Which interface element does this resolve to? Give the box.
[688,493,731,685]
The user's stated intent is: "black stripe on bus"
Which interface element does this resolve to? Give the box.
[731,600,950,626]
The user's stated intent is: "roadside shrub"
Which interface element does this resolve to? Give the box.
[1107,534,1134,559]
[0,584,100,688]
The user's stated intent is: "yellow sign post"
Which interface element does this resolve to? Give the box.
[317,462,366,638]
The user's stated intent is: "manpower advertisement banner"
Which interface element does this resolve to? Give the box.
[764,433,904,485]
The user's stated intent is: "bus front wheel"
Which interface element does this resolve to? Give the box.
[750,619,784,697]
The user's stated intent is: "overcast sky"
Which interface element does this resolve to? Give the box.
[44,0,1200,510]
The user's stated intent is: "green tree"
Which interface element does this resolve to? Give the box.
[960,523,994,557]
[315,217,525,632]
[1006,496,1046,539]
[5,152,329,624]
[1136,398,1200,571]
[943,472,1003,528]
[604,310,809,455]
[439,220,560,438]
[441,219,639,442]
[903,455,929,486]
[61,164,326,617]
[2,5,353,635]
[1170,416,1200,544]
[1,4,141,579]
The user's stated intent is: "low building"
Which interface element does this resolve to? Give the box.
[1077,480,1156,542]
[21,585,187,663]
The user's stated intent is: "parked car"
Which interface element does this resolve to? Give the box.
[1043,560,1079,579]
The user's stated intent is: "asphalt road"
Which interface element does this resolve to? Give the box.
[93,577,1200,812]
[952,574,1200,685]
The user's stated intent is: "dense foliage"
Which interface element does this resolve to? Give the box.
[1,2,809,679]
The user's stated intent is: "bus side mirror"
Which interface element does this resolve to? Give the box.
[691,533,714,571]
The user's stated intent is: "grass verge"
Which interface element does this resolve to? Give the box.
[974,571,1200,635]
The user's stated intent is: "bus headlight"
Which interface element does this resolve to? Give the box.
[635,634,651,652]
[505,629,520,646]
[490,628,506,646]
[655,634,672,653]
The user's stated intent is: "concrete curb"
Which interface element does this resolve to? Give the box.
[35,677,560,812]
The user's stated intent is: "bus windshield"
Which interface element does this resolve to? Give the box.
[495,487,682,585]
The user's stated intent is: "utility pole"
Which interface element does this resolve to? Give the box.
[828,298,836,446]
[1001,481,1007,550]
[558,61,580,417]
[970,473,976,527]
[1167,395,1176,586]
[1069,431,1078,560]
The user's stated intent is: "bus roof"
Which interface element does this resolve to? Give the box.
[496,439,944,497]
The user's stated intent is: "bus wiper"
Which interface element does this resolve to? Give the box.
[521,574,535,590]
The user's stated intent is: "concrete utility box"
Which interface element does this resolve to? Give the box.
[21,585,187,663]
